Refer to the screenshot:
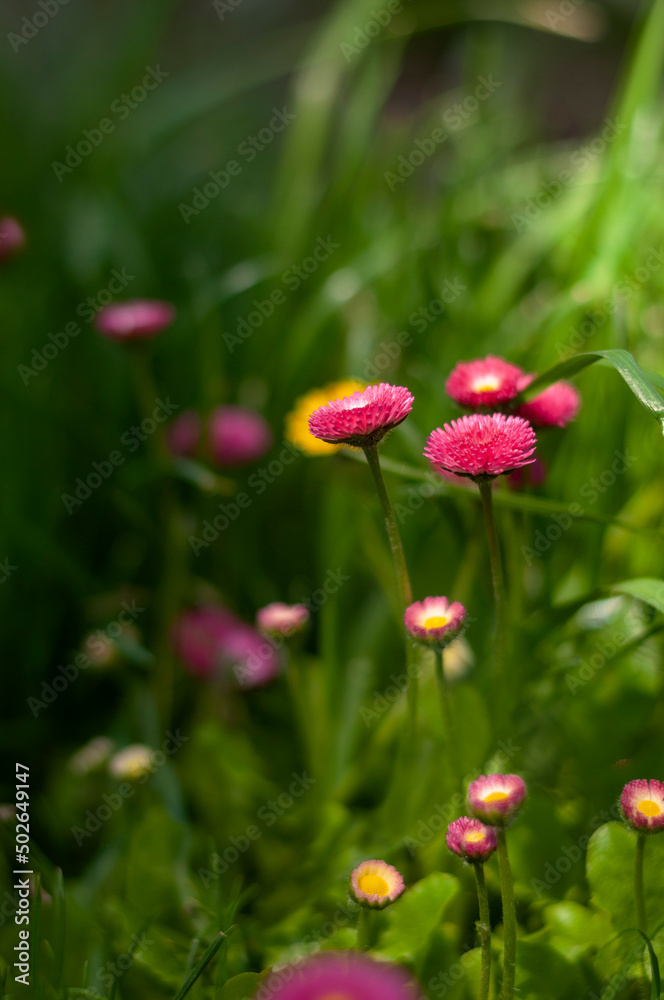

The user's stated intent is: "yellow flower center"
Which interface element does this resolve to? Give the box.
[465,831,485,844]
[638,799,661,817]
[473,376,500,392]
[358,873,389,896]
[423,615,449,629]
[484,791,508,803]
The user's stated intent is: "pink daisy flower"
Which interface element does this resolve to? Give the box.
[467,773,527,826]
[94,299,175,340]
[350,860,405,909]
[446,817,498,862]
[445,356,524,409]
[620,779,664,832]
[424,413,537,480]
[259,953,419,1000]
[172,606,281,688]
[308,383,414,447]
[256,602,310,638]
[165,410,201,458]
[208,405,272,466]
[221,624,282,688]
[516,375,581,428]
[0,216,26,262]
[404,596,466,647]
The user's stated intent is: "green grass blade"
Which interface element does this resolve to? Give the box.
[172,929,231,1000]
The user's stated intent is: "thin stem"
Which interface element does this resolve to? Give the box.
[363,444,418,745]
[434,648,461,794]
[635,831,647,933]
[496,829,517,1000]
[356,907,372,952]
[473,862,492,1000]
[477,479,507,703]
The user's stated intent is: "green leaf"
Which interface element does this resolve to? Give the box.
[514,940,586,1000]
[379,872,459,965]
[216,972,261,1000]
[612,578,664,614]
[517,350,664,433]
[586,823,664,932]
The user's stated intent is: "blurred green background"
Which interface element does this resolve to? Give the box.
[3,0,664,995]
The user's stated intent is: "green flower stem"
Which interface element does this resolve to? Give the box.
[363,444,417,738]
[356,907,373,952]
[477,478,507,710]
[473,862,492,1000]
[434,648,461,794]
[496,829,517,1000]
[635,831,647,933]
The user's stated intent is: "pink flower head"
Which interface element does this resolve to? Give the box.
[165,410,201,458]
[620,779,664,833]
[446,817,498,862]
[256,602,310,638]
[404,596,466,647]
[0,216,26,262]
[172,605,242,678]
[424,414,537,480]
[261,952,419,1000]
[350,859,405,909]
[467,773,527,826]
[445,356,524,409]
[308,383,414,447]
[208,405,272,466]
[220,623,282,688]
[516,375,581,428]
[507,455,547,491]
[94,299,175,340]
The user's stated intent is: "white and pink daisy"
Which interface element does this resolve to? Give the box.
[260,952,419,1000]
[445,356,524,409]
[256,602,310,637]
[517,375,581,428]
[621,779,664,832]
[94,299,175,340]
[424,413,537,480]
[467,773,527,826]
[350,859,405,909]
[308,383,414,447]
[404,596,466,647]
[446,816,498,862]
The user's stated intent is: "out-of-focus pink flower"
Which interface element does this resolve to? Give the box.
[261,952,419,1000]
[447,817,498,862]
[404,596,467,647]
[94,299,176,340]
[467,773,527,826]
[221,624,282,688]
[425,414,537,479]
[256,602,310,637]
[165,410,201,458]
[621,779,664,832]
[445,356,524,409]
[350,860,405,909]
[516,375,581,427]
[208,406,272,466]
[308,383,414,447]
[507,455,547,490]
[0,217,26,263]
[172,605,242,678]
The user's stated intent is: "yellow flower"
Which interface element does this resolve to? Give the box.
[285,379,364,456]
